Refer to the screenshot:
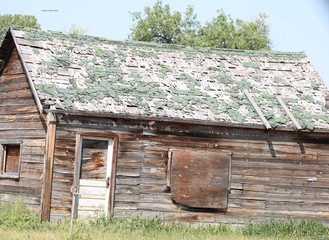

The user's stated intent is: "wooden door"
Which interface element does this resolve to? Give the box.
[75,138,114,218]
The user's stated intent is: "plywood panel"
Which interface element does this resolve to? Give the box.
[171,150,231,209]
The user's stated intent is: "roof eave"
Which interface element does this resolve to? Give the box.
[44,108,329,133]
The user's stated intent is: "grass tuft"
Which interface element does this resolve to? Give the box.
[241,218,329,239]
[0,201,43,230]
[0,201,328,240]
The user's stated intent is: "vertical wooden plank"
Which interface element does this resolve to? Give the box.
[41,112,56,221]
[166,149,173,188]
[71,133,82,219]
[108,136,118,215]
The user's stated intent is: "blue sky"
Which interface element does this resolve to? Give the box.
[2,0,329,86]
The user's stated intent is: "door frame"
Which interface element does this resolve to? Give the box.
[72,131,118,217]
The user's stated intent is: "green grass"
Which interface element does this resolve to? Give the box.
[0,201,328,240]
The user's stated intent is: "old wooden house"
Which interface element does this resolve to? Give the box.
[0,26,329,225]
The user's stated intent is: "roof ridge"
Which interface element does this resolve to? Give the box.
[13,26,307,59]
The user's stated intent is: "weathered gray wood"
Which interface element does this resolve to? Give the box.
[166,149,172,188]
[41,112,57,221]
[276,95,302,130]
[10,33,44,114]
[46,114,329,226]
[0,48,46,219]
[171,150,231,209]
[243,89,272,130]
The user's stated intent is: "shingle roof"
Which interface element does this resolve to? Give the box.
[4,27,329,131]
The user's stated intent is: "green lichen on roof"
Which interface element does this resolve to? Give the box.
[12,27,329,130]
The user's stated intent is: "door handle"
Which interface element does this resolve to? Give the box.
[70,186,80,196]
[106,177,110,188]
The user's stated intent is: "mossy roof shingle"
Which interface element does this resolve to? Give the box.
[5,27,329,131]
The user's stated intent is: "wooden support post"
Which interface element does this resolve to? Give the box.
[41,112,56,221]
[166,149,173,189]
[276,95,302,131]
[243,89,272,130]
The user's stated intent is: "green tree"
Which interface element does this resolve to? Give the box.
[130,1,200,45]
[130,1,271,50]
[198,11,271,50]
[68,24,87,36]
[0,14,40,40]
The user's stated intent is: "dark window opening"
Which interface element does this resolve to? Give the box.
[1,144,21,177]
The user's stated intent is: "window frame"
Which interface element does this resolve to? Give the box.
[0,142,22,179]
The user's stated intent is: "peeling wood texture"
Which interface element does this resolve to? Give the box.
[171,150,230,209]
[48,115,329,226]
[80,139,107,179]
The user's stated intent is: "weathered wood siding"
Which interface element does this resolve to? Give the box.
[51,115,329,225]
[0,48,46,210]
[50,128,76,219]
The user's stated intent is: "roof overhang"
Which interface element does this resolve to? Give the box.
[44,108,329,134]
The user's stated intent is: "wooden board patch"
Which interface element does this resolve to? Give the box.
[171,150,230,210]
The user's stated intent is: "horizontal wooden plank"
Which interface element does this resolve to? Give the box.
[0,79,29,92]
[20,170,43,179]
[0,73,26,82]
[0,88,33,99]
[0,184,41,196]
[79,179,106,187]
[230,190,329,202]
[237,176,329,186]
[2,59,24,75]
[0,130,45,139]
[78,198,106,207]
[232,159,329,171]
[0,117,43,125]
[115,177,140,185]
[0,193,40,205]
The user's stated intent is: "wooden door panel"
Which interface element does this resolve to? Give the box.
[77,138,113,218]
[80,139,108,179]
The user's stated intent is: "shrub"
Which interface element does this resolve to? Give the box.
[0,201,42,230]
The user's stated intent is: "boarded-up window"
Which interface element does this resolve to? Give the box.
[0,144,21,176]
[171,150,231,210]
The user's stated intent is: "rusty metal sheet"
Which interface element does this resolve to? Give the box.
[171,150,230,209]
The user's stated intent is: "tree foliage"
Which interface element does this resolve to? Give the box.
[0,14,40,40]
[68,24,87,36]
[130,1,200,45]
[130,1,271,50]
